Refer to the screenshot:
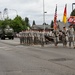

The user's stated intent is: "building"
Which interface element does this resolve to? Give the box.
[57,21,69,30]
[31,24,53,31]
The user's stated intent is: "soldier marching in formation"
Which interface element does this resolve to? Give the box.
[67,25,74,48]
[19,25,75,48]
[19,29,46,46]
[62,27,68,47]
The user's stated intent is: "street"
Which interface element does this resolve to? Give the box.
[0,38,75,75]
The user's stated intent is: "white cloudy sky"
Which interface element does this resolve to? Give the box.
[0,0,75,25]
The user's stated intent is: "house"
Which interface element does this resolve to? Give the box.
[31,24,53,31]
[57,21,70,30]
[31,21,70,31]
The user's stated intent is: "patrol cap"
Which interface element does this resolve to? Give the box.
[63,26,66,28]
[70,24,73,27]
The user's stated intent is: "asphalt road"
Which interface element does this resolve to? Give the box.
[0,38,75,75]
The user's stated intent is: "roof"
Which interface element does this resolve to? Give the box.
[31,22,70,30]
[31,25,51,30]
[57,21,69,30]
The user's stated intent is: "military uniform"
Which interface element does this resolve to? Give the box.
[40,31,45,47]
[68,26,74,48]
[62,30,67,47]
[19,31,24,44]
[23,31,26,45]
[53,30,59,46]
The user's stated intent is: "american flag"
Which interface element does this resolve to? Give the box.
[53,5,57,30]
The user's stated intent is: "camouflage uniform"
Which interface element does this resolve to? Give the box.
[24,31,27,45]
[68,26,74,47]
[19,31,24,44]
[53,30,59,46]
[40,31,45,47]
[62,30,67,47]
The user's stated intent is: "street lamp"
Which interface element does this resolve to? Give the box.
[43,0,47,31]
[44,11,47,25]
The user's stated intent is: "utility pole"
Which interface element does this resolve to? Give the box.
[43,0,47,31]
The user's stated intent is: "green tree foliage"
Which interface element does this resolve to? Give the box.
[50,20,54,28]
[0,20,3,28]
[32,20,36,25]
[0,15,31,33]
[25,17,30,30]
[0,19,12,28]
[12,15,24,32]
[70,9,75,16]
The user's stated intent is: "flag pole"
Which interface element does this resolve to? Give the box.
[43,0,45,32]
[53,4,57,30]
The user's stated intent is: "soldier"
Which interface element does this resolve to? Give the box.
[68,25,74,48]
[19,31,22,44]
[62,27,67,47]
[40,30,45,47]
[38,31,42,45]
[53,29,59,46]
[25,30,28,45]
[29,30,32,45]
[26,30,29,45]
[44,31,50,44]
[36,31,39,45]
[33,30,37,45]
[37,31,41,45]
[31,30,34,45]
[22,31,25,44]
[27,31,30,45]
[24,30,27,45]
[19,31,24,44]
[59,30,62,41]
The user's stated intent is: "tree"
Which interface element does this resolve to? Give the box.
[0,18,12,28]
[0,15,31,32]
[50,20,54,28]
[70,9,75,16]
[12,15,24,32]
[25,17,30,29]
[32,20,36,25]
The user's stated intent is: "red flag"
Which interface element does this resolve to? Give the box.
[68,16,75,24]
[53,5,57,30]
[62,4,67,23]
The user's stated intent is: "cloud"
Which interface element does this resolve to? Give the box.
[0,0,75,25]
[12,0,39,4]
